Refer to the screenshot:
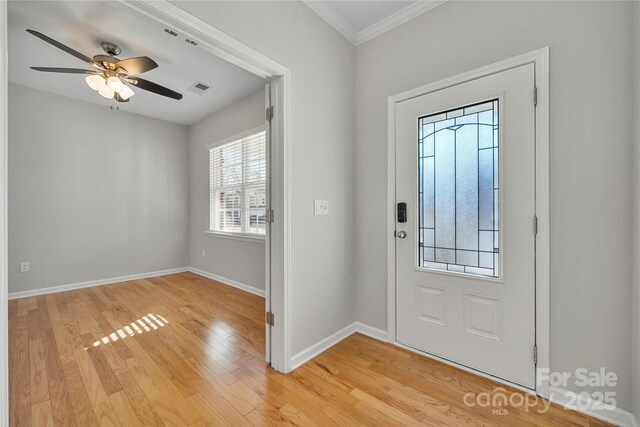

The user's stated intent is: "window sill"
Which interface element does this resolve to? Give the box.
[204,231,266,244]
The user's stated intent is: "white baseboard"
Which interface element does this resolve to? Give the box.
[187,267,265,298]
[548,387,637,427]
[290,322,388,371]
[291,322,357,370]
[7,267,189,300]
[355,322,389,341]
[8,274,637,427]
[344,324,639,427]
[8,266,266,300]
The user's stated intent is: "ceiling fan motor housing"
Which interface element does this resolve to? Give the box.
[100,41,121,56]
[94,42,123,71]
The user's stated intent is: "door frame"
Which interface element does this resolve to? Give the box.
[102,0,294,374]
[0,2,294,420]
[0,1,8,424]
[386,48,550,397]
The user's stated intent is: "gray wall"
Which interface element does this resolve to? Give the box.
[354,1,634,410]
[189,89,266,291]
[9,2,635,414]
[634,1,640,419]
[8,83,190,294]
[173,1,356,356]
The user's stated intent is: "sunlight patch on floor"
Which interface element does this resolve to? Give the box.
[87,313,169,349]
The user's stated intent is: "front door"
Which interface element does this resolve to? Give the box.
[395,64,536,388]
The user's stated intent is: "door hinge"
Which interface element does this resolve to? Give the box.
[533,215,538,235]
[266,311,275,326]
[266,209,275,223]
[533,86,538,107]
[266,106,274,121]
[533,345,538,365]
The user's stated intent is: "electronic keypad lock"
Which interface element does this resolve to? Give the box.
[397,202,407,223]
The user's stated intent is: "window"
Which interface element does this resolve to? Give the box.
[209,128,266,237]
[418,99,499,277]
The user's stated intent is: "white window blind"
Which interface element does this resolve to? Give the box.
[209,130,266,236]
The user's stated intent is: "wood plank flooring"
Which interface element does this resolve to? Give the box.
[9,272,609,426]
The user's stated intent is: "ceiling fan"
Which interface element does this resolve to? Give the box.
[26,29,183,102]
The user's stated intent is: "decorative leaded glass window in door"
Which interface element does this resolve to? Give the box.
[418,99,500,278]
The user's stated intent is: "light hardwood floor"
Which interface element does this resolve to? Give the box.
[9,272,609,426]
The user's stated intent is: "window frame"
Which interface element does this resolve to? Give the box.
[207,125,267,241]
[416,98,501,279]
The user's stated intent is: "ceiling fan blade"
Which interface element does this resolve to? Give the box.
[31,67,100,75]
[114,93,130,103]
[129,77,183,100]
[26,29,95,64]
[115,56,158,75]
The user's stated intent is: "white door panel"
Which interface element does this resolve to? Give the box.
[395,64,536,388]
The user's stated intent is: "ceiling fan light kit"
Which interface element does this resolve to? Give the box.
[98,83,115,100]
[84,74,103,91]
[107,76,125,93]
[118,85,135,101]
[85,74,132,100]
[26,29,183,102]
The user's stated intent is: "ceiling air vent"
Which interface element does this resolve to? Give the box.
[164,28,178,37]
[188,82,211,95]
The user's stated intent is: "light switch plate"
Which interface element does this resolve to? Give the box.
[314,200,329,216]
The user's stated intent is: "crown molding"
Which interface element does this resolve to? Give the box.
[356,0,447,45]
[304,0,447,46]
[303,0,357,45]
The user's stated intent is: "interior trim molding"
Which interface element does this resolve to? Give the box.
[386,47,551,398]
[355,321,389,342]
[302,0,357,45]
[112,0,287,80]
[0,1,8,424]
[291,322,357,370]
[356,0,447,45]
[290,322,388,371]
[303,0,447,46]
[113,0,292,374]
[7,266,266,301]
[354,322,535,396]
[548,387,637,427]
[188,267,265,298]
[204,231,266,244]
[7,267,189,300]
[350,324,638,427]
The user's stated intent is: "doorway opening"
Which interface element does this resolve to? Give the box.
[0,1,292,421]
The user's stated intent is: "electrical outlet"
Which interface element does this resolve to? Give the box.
[201,249,206,258]
[314,200,329,216]
[19,262,30,273]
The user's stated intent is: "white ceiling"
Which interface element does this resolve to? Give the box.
[8,1,266,126]
[304,0,446,45]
